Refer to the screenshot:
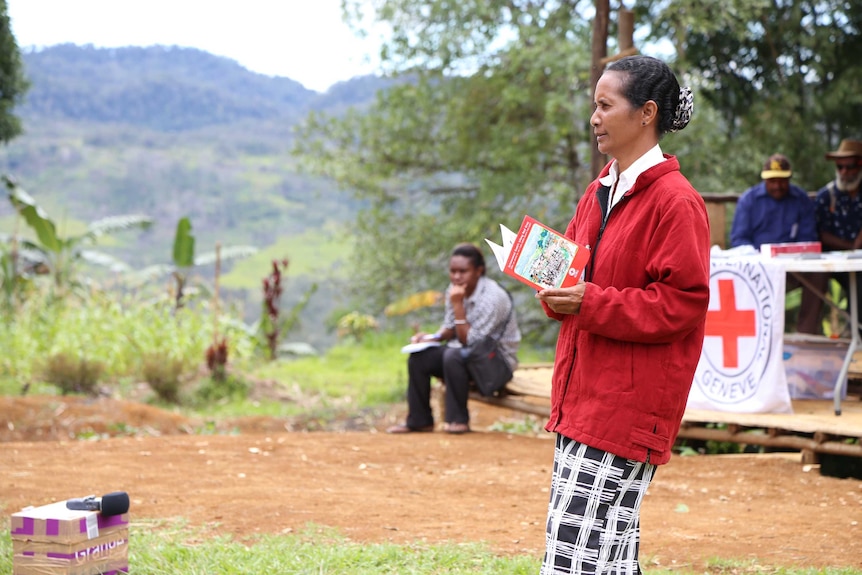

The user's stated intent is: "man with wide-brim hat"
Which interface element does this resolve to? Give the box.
[813,138,862,335]
[815,139,862,250]
[824,138,862,162]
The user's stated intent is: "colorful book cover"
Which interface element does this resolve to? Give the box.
[485,215,590,290]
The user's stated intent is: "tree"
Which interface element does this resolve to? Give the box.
[296,0,598,314]
[0,0,29,143]
[295,0,859,327]
[638,0,862,191]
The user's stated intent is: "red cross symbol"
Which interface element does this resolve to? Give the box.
[705,278,757,368]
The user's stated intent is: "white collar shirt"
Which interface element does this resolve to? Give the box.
[599,144,666,216]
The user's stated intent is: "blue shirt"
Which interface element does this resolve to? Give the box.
[730,182,817,249]
[814,181,862,246]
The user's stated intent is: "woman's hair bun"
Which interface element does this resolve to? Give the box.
[670,86,694,132]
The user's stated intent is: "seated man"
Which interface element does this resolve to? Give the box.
[815,139,862,250]
[387,242,521,435]
[814,139,862,335]
[730,153,822,333]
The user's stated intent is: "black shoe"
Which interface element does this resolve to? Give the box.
[386,423,434,434]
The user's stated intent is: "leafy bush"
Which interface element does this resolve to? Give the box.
[194,373,250,404]
[336,311,379,342]
[141,352,186,403]
[41,352,105,395]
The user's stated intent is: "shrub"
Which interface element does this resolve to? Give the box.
[41,352,105,396]
[194,373,250,404]
[0,289,258,391]
[141,353,186,403]
[336,311,379,342]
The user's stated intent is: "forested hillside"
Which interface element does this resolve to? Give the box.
[15,44,390,131]
[0,44,391,347]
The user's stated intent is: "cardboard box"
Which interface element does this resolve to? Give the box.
[783,335,849,400]
[10,501,129,575]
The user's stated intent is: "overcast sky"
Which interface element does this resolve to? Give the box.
[7,0,385,93]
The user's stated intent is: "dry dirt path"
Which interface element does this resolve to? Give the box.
[1,396,861,570]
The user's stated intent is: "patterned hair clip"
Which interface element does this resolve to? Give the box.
[670,86,694,132]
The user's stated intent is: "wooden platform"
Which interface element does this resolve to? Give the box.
[471,359,862,461]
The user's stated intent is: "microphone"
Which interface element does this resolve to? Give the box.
[65,491,130,516]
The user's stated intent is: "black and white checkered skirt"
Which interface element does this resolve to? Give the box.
[541,434,656,575]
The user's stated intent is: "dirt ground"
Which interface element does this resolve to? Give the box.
[1,394,861,571]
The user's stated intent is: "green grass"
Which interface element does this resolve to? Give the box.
[0,521,543,575]
[694,557,861,575]
[229,328,553,420]
[245,330,408,402]
[178,329,413,422]
[2,522,859,575]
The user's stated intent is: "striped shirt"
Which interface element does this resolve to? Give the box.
[442,276,521,369]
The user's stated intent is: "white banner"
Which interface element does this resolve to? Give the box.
[688,254,793,413]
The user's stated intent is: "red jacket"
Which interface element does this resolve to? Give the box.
[543,156,710,465]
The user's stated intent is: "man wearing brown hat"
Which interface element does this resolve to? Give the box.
[731,153,821,333]
[814,139,862,251]
[813,139,862,334]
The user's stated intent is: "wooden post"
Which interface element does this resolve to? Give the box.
[619,8,634,51]
[704,201,727,249]
[700,194,740,249]
[590,0,610,180]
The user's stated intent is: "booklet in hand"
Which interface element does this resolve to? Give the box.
[485,215,590,291]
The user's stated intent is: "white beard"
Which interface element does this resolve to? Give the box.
[835,168,862,192]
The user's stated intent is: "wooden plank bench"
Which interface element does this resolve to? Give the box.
[468,363,553,417]
[467,361,862,461]
[474,353,862,416]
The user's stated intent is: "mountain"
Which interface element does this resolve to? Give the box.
[2,43,389,262]
[17,44,383,130]
[0,44,391,348]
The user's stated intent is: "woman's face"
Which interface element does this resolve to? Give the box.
[590,70,641,159]
[449,255,482,294]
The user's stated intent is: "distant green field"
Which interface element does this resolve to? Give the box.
[221,225,352,289]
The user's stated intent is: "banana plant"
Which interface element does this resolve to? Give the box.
[129,216,258,310]
[3,175,153,299]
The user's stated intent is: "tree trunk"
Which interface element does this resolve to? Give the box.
[590,0,610,180]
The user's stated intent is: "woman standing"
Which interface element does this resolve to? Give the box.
[536,56,710,573]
